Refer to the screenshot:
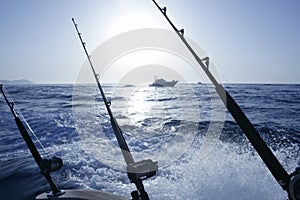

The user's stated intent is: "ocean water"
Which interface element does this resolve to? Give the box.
[0,84,299,200]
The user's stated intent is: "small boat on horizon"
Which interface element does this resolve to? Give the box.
[149,77,178,87]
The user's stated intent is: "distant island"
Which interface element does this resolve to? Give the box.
[0,79,34,85]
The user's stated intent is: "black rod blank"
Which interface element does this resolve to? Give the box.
[72,18,152,200]
[151,0,291,192]
[71,18,134,165]
[0,84,63,196]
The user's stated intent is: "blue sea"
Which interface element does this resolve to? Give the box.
[0,84,299,200]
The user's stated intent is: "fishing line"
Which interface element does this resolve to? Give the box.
[20,114,52,159]
[2,87,52,159]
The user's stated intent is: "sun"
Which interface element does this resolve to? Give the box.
[107,2,164,35]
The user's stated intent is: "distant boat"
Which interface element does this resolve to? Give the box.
[149,77,178,87]
[123,84,135,87]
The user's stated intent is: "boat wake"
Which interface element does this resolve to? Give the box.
[0,84,299,199]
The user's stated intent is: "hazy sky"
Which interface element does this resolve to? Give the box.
[0,0,299,84]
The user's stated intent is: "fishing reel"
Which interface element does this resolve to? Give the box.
[40,156,63,174]
[127,159,158,182]
[289,167,300,200]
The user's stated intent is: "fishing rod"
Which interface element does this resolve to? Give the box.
[0,84,64,197]
[151,0,299,199]
[72,18,158,200]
